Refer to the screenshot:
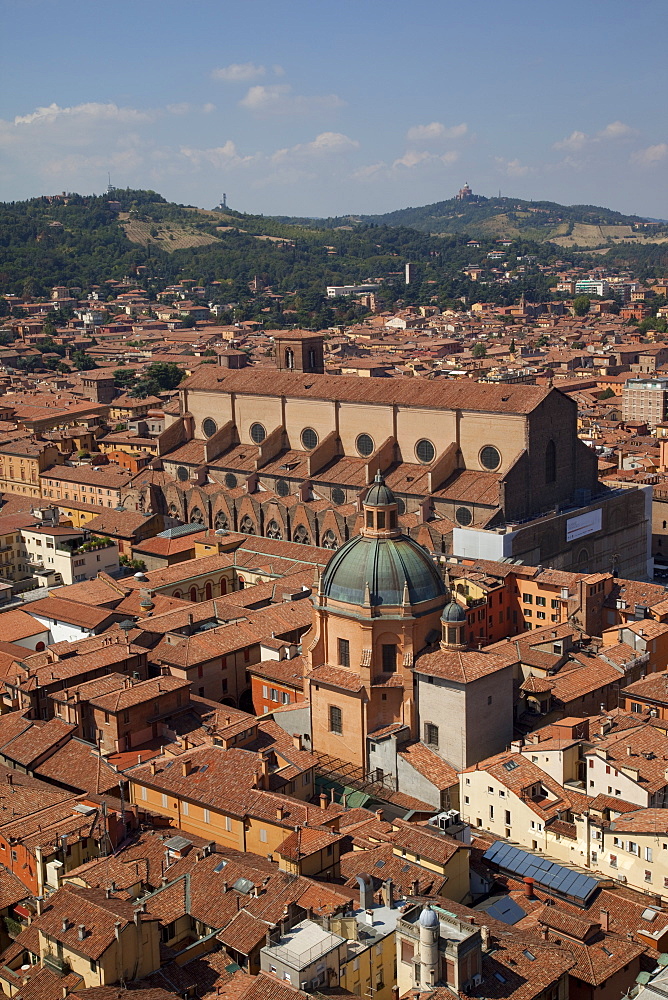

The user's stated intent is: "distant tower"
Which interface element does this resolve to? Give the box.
[222,192,227,208]
[405,263,414,285]
[273,330,324,374]
[419,906,440,987]
[107,173,114,195]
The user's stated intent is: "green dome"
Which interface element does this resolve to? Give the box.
[365,471,396,508]
[321,533,446,608]
[441,598,467,623]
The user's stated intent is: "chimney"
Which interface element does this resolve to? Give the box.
[524,877,535,899]
[600,908,609,932]
[36,897,43,916]
[410,879,419,896]
[181,759,192,777]
[375,808,384,822]
[150,761,157,776]
[480,925,490,951]
[381,879,394,908]
[292,733,302,751]
[114,920,122,940]
[319,793,328,810]
[77,924,85,941]
[133,908,141,926]
[541,924,548,941]
[62,919,69,932]
[276,806,285,821]
[627,746,633,756]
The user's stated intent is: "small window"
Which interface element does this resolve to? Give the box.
[329,705,342,734]
[415,438,435,464]
[250,422,266,444]
[424,723,439,747]
[338,638,350,668]
[455,506,472,527]
[382,643,397,673]
[356,433,374,457]
[480,445,501,471]
[301,427,318,450]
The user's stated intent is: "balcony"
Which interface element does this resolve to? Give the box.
[43,952,70,976]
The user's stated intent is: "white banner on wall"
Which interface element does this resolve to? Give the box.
[566,508,602,543]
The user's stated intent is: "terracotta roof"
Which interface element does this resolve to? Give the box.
[182,367,553,415]
[414,647,510,683]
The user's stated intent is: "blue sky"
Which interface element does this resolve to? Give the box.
[2,0,667,218]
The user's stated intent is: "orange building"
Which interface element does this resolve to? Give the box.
[305,473,447,772]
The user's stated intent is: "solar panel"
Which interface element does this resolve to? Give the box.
[485,897,526,925]
[482,840,599,903]
[214,860,228,873]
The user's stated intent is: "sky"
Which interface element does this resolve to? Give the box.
[1,0,667,219]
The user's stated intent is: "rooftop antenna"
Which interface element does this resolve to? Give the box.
[221,192,227,208]
[107,173,114,195]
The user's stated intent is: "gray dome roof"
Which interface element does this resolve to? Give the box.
[321,533,446,608]
[419,906,439,928]
[364,471,396,508]
[441,598,467,623]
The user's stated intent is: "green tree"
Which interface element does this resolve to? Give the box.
[573,295,591,316]
[599,387,616,400]
[181,315,196,328]
[472,343,487,358]
[509,338,516,352]
[113,368,137,389]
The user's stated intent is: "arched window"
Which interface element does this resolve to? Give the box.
[173,591,182,599]
[189,586,198,602]
[190,506,204,525]
[322,529,338,549]
[240,515,255,535]
[545,440,556,484]
[220,577,227,595]
[266,519,282,540]
[215,511,229,530]
[293,524,310,545]
[204,581,212,600]
[577,547,590,570]
[238,575,245,590]
[35,642,45,652]
[285,348,294,370]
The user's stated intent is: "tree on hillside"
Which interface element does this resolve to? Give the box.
[472,343,487,358]
[573,295,591,316]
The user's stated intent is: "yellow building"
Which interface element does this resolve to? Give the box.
[0,439,62,499]
[33,885,160,988]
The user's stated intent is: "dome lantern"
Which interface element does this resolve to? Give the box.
[362,470,400,539]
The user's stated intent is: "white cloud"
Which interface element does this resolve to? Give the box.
[393,150,431,169]
[272,131,359,162]
[179,141,257,169]
[211,62,266,82]
[13,102,153,126]
[406,121,467,141]
[167,103,191,116]
[440,150,460,165]
[598,120,635,141]
[202,103,216,114]
[554,121,635,151]
[631,143,668,166]
[554,130,588,151]
[495,157,530,177]
[351,161,387,180]
[239,84,344,115]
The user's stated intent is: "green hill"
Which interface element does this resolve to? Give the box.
[323,194,668,247]
[1,188,667,331]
